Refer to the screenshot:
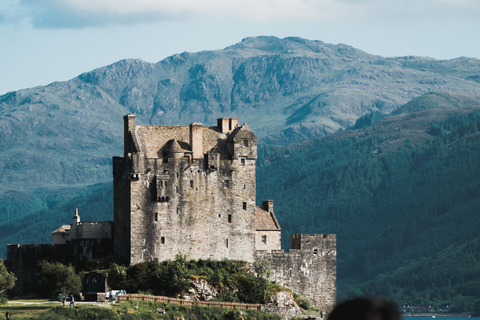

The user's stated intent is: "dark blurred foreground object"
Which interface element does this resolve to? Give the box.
[328,297,400,320]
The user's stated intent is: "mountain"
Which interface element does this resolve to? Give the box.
[2,36,480,200]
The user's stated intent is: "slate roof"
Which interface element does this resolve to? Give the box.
[255,207,281,231]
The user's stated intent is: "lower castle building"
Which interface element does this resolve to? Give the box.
[7,115,336,313]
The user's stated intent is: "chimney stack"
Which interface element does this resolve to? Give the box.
[190,122,203,159]
[217,117,230,133]
[229,118,238,131]
[262,200,274,213]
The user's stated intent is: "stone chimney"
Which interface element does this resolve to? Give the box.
[217,117,230,133]
[262,200,274,213]
[229,118,238,131]
[72,208,80,227]
[190,122,203,159]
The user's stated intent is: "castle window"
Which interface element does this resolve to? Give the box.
[228,214,232,223]
[243,202,247,210]
[240,158,245,165]
[155,213,158,222]
[161,237,165,244]
[190,180,194,188]
[313,249,318,255]
[176,172,179,178]
[224,180,230,188]
[244,184,246,189]
[176,186,179,193]
[164,181,168,188]
[262,235,267,244]
[289,270,292,277]
[226,239,229,248]
[243,139,248,147]
[166,197,170,202]
[177,207,180,214]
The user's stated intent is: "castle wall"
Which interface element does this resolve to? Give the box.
[255,230,281,252]
[127,154,257,264]
[114,116,259,265]
[6,239,113,297]
[255,234,336,315]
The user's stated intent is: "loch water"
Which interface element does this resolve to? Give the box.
[405,317,480,320]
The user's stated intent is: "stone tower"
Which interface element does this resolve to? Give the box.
[113,115,260,264]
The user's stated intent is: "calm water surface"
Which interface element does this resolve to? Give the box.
[406,317,480,320]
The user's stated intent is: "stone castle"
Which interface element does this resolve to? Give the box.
[7,115,336,313]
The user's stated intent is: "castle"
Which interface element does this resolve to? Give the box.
[7,115,336,313]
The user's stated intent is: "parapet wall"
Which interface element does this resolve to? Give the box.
[255,234,336,315]
[6,239,113,297]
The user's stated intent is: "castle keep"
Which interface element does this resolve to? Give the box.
[7,115,336,313]
[112,115,336,311]
[113,115,265,264]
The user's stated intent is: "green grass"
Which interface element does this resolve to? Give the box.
[0,300,59,319]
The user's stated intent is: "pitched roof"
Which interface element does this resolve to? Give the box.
[255,207,281,231]
[51,225,71,235]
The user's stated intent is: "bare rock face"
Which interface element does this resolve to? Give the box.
[183,277,218,301]
[262,290,302,319]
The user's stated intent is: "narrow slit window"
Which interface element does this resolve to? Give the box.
[176,172,179,178]
[190,180,194,188]
[241,158,245,165]
[161,237,165,244]
[164,181,168,188]
[177,207,180,214]
[225,180,230,188]
[176,186,179,193]
[243,139,248,147]
[155,213,158,222]
[243,202,247,210]
[228,214,232,223]
[226,239,229,248]
[261,235,267,244]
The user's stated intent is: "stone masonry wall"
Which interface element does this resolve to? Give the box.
[115,116,259,264]
[255,234,336,315]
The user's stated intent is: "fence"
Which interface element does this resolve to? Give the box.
[118,294,261,310]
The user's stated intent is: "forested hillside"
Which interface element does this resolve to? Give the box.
[256,108,480,307]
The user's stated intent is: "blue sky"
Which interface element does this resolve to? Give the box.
[1,0,480,95]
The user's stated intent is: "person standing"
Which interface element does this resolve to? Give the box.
[70,294,75,308]
[5,311,10,320]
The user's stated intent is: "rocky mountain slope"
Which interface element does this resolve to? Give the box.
[2,36,480,198]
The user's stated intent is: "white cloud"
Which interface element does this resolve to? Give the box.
[3,0,480,28]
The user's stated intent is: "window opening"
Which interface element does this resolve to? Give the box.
[243,140,248,147]
[176,186,179,193]
[161,237,165,244]
[177,207,180,214]
[241,158,245,165]
[155,213,158,222]
[225,180,230,188]
[228,214,232,223]
[243,202,247,210]
[313,249,318,255]
[226,239,229,248]
[262,235,267,244]
[190,180,194,188]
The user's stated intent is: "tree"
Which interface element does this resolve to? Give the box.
[36,261,82,299]
[0,259,16,294]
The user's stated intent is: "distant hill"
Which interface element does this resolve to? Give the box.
[2,36,480,199]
